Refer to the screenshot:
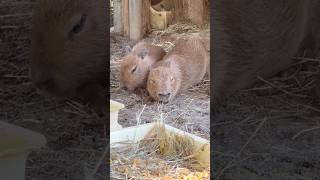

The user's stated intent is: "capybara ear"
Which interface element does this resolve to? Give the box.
[138,48,149,60]
[125,45,132,53]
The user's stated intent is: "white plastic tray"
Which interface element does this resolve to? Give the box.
[110,122,210,166]
[0,121,46,180]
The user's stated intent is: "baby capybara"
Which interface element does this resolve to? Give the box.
[147,38,209,103]
[119,41,166,92]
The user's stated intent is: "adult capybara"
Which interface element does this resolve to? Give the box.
[119,41,166,92]
[29,0,107,115]
[147,38,209,103]
[213,0,320,103]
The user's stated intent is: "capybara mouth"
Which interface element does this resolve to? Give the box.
[157,97,171,104]
[120,85,136,93]
[160,100,169,104]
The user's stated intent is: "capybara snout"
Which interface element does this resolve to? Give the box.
[147,66,180,103]
[30,0,107,113]
[30,68,58,97]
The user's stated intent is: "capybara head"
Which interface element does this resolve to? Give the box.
[147,61,181,103]
[29,0,107,103]
[120,43,165,92]
[120,47,149,91]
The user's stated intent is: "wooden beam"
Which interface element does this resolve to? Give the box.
[129,0,143,41]
[122,0,129,37]
[171,0,208,27]
[185,0,207,27]
[142,0,151,34]
[113,0,123,33]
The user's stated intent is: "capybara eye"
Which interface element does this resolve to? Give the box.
[131,65,137,74]
[68,14,86,39]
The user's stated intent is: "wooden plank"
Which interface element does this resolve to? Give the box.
[172,0,185,23]
[185,0,206,27]
[113,0,123,33]
[171,0,209,27]
[129,0,143,41]
[142,0,151,34]
[122,0,129,37]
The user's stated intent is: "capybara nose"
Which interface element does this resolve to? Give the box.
[121,86,128,91]
[158,92,171,97]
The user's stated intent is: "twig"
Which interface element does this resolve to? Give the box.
[215,118,267,179]
[214,157,251,180]
[85,125,108,180]
[257,76,307,98]
[292,126,320,140]
[237,118,267,156]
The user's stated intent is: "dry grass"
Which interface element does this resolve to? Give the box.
[110,106,210,179]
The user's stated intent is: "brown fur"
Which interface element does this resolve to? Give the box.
[119,42,166,91]
[147,38,209,102]
[213,0,320,103]
[29,0,107,114]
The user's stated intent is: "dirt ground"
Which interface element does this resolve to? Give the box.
[213,56,320,179]
[1,1,108,180]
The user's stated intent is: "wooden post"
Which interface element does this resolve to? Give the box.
[113,0,123,33]
[122,0,130,37]
[142,0,151,35]
[171,0,208,27]
[129,0,142,41]
[184,0,208,27]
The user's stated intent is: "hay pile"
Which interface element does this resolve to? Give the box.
[149,22,209,52]
[110,123,210,179]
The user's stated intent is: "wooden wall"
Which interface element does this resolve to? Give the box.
[113,0,209,41]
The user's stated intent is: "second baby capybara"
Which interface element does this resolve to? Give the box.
[147,38,209,103]
[213,0,320,103]
[29,0,107,115]
[119,41,166,92]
